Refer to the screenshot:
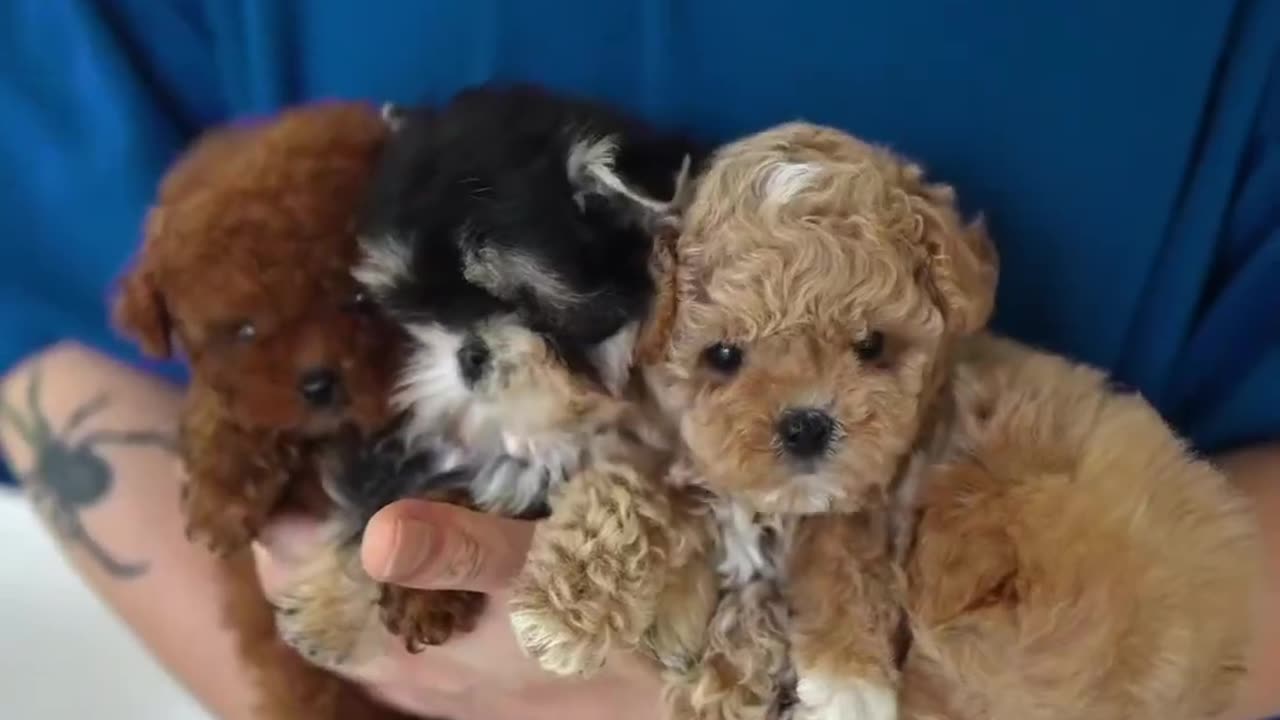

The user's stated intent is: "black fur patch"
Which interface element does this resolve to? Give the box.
[324,416,475,547]
[358,83,707,346]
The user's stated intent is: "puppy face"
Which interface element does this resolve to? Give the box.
[114,103,402,435]
[660,123,997,514]
[393,315,638,448]
[357,85,701,451]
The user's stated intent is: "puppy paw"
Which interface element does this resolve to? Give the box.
[508,461,673,676]
[378,585,486,652]
[794,676,897,720]
[180,481,268,555]
[508,574,615,676]
[273,549,383,671]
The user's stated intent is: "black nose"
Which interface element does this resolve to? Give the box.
[457,337,491,386]
[777,408,835,459]
[298,368,340,407]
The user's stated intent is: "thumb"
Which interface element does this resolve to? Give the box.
[360,499,534,594]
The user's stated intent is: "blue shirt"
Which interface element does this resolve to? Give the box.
[1,0,1277,486]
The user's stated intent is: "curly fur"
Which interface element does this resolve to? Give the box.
[512,120,1259,720]
[515,122,983,718]
[113,102,482,719]
[899,334,1258,720]
[261,85,704,681]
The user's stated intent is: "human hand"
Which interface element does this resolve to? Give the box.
[253,500,663,720]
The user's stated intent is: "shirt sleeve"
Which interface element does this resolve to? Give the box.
[0,0,224,483]
[0,0,224,379]
[1165,42,1280,454]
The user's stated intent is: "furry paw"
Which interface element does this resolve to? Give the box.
[509,459,674,676]
[509,578,614,677]
[180,481,268,555]
[378,585,486,652]
[794,676,897,720]
[273,550,383,671]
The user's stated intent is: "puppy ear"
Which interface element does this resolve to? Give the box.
[112,261,173,358]
[565,133,692,234]
[635,226,681,365]
[589,322,642,396]
[112,200,178,358]
[914,183,998,336]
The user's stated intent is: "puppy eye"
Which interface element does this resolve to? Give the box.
[234,322,257,343]
[701,342,744,375]
[853,331,885,362]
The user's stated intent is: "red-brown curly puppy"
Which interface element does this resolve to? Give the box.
[113,102,478,719]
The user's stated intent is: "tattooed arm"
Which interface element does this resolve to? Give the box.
[0,343,263,719]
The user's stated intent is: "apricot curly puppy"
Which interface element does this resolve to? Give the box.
[652,122,997,720]
[898,333,1258,720]
[517,119,991,718]
[114,102,480,719]
[514,121,1260,720]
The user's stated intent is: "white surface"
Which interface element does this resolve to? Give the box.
[0,488,212,720]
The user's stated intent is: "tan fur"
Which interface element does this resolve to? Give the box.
[513,119,1259,720]
[510,438,679,674]
[511,121,991,716]
[900,334,1259,720]
[660,123,994,517]
[642,122,999,719]
[275,537,484,672]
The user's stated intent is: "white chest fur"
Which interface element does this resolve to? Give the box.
[711,499,794,587]
[706,499,798,718]
[708,499,899,720]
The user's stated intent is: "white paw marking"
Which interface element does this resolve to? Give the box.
[795,675,897,720]
[509,606,606,677]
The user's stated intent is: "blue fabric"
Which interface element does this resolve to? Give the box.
[1,1,1277,492]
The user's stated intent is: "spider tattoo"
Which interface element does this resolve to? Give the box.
[0,368,177,578]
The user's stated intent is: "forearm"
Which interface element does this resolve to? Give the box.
[0,342,263,720]
[1216,443,1280,720]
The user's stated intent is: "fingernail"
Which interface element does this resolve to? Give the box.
[377,518,433,582]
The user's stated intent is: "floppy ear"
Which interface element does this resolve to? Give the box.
[566,133,694,235]
[112,262,173,358]
[112,205,175,358]
[914,183,999,336]
[635,226,681,365]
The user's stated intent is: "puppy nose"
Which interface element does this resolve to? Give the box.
[298,368,340,407]
[456,337,491,386]
[777,408,835,459]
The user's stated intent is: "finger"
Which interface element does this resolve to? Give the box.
[361,681,460,720]
[250,514,324,598]
[360,500,533,593]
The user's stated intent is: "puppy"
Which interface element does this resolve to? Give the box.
[516,120,1258,720]
[358,83,702,507]
[113,103,435,719]
[514,120,984,719]
[275,84,707,671]
[900,333,1258,720]
[651,122,1000,719]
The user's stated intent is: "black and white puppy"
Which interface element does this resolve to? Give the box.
[271,84,703,669]
[354,83,704,517]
